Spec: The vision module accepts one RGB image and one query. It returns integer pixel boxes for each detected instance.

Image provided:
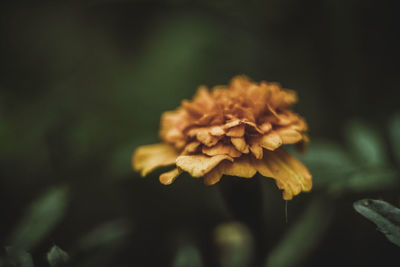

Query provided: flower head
[133,76,312,200]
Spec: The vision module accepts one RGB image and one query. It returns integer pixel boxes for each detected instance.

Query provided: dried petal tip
[132,76,312,200]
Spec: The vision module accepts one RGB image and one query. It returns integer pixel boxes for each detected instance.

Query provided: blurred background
[0,0,399,266]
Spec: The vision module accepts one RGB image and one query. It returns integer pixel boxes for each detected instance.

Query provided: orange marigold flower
[132,76,312,200]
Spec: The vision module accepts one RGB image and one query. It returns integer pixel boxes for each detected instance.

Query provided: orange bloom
[133,76,312,200]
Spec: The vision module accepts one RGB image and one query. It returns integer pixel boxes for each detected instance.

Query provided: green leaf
[353,199,400,246]
[345,120,388,167]
[265,198,333,267]
[296,141,357,188]
[77,220,130,251]
[388,112,400,165]
[47,245,70,267]
[172,243,203,267]
[5,247,34,267]
[329,167,399,194]
[8,186,69,250]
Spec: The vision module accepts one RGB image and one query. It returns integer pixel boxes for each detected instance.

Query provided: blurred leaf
[5,247,34,267]
[77,220,130,251]
[47,245,70,267]
[265,197,333,267]
[214,222,253,267]
[8,186,69,250]
[388,112,400,165]
[297,141,357,188]
[329,167,399,194]
[172,243,203,267]
[345,120,388,167]
[354,199,400,246]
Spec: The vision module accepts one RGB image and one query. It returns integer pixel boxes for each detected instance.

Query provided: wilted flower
[133,76,312,200]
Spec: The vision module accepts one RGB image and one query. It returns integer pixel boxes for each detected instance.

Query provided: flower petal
[202,142,242,158]
[226,125,245,137]
[133,143,178,176]
[275,128,303,144]
[259,132,282,151]
[159,168,182,185]
[231,137,249,153]
[176,154,233,177]
[204,167,224,185]
[249,143,263,159]
[253,149,312,200]
[220,156,257,178]
[182,141,201,154]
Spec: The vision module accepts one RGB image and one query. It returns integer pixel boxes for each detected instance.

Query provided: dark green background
[0,0,399,266]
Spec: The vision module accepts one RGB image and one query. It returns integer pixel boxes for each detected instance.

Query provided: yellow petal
[188,128,220,147]
[253,149,312,200]
[231,137,249,153]
[259,122,272,133]
[249,143,263,159]
[221,156,257,178]
[226,125,245,137]
[176,154,233,177]
[159,168,182,185]
[210,126,226,136]
[182,141,201,154]
[275,128,303,144]
[133,143,178,176]
[259,131,282,151]
[202,142,242,158]
[204,166,224,185]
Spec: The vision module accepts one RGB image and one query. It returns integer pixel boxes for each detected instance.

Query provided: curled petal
[188,128,220,147]
[204,156,256,185]
[204,167,224,185]
[176,154,233,177]
[249,143,263,159]
[226,125,245,137]
[231,137,249,153]
[202,142,242,158]
[182,141,201,154]
[159,168,182,185]
[275,128,303,144]
[133,143,178,176]
[220,156,257,178]
[257,132,282,151]
[252,149,312,200]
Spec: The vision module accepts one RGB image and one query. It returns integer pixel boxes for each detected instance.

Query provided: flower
[133,76,312,200]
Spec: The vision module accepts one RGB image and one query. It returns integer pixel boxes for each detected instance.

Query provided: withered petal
[133,143,178,176]
[176,154,233,177]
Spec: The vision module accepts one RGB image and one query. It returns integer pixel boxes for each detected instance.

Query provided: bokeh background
[1,0,399,266]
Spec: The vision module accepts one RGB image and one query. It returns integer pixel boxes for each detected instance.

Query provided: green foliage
[172,243,203,267]
[389,113,400,165]
[298,120,399,196]
[47,246,70,267]
[4,247,34,267]
[354,199,400,247]
[76,220,130,251]
[7,187,69,251]
[345,120,388,167]
[265,198,333,267]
